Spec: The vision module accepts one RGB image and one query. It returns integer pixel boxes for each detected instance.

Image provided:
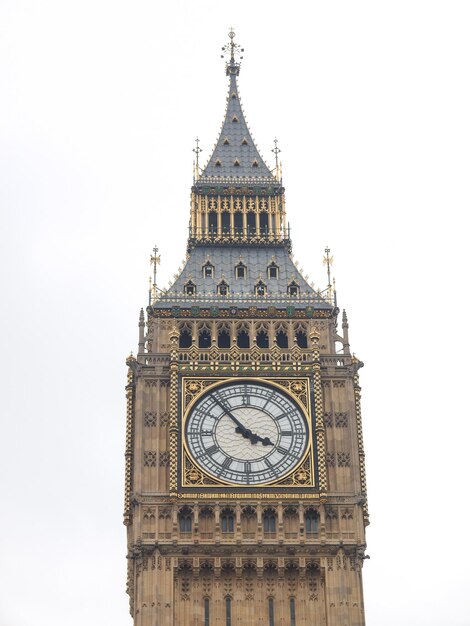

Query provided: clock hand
[212,396,274,446]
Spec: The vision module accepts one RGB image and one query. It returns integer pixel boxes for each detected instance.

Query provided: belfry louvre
[124,30,369,626]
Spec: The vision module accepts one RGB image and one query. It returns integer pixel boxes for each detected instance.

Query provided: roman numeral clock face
[184,381,309,485]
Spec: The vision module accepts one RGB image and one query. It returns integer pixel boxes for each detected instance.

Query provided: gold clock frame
[178,376,316,493]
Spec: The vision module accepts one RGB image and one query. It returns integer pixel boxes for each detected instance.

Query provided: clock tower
[124,31,369,626]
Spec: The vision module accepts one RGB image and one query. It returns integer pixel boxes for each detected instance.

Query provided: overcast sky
[1,1,469,625]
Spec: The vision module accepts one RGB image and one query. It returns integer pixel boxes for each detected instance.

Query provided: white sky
[1,1,469,625]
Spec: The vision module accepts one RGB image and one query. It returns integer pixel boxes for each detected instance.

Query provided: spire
[199,29,274,181]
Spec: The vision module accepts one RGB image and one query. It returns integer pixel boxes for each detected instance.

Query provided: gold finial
[272,138,281,180]
[150,245,161,305]
[323,246,334,287]
[221,28,244,76]
[193,137,202,181]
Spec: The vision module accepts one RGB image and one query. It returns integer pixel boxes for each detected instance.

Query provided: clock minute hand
[212,395,251,438]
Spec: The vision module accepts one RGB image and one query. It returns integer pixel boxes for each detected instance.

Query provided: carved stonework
[143,451,157,467]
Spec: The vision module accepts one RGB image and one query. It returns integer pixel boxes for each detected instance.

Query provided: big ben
[124,30,369,626]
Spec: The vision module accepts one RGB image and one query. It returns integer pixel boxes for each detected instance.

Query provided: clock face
[184,381,309,485]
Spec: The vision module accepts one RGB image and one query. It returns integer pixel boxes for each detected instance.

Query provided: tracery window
[237,327,250,349]
[178,507,192,532]
[217,326,231,349]
[198,327,211,349]
[263,509,276,533]
[179,325,192,348]
[276,328,288,348]
[305,509,319,534]
[295,329,308,348]
[221,509,235,533]
[256,329,269,349]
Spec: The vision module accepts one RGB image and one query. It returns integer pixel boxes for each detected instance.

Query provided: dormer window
[235,262,246,279]
[203,263,214,278]
[184,281,196,296]
[223,137,230,145]
[288,281,299,297]
[234,160,240,167]
[232,115,239,123]
[255,281,266,297]
[215,160,222,167]
[252,160,259,167]
[267,262,279,279]
[241,137,249,145]
[217,280,229,296]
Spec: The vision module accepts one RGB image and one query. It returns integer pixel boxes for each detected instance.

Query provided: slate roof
[154,246,332,310]
[198,73,274,181]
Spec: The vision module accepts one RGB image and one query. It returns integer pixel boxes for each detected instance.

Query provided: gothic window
[234,160,240,167]
[305,509,319,535]
[255,281,266,296]
[241,506,256,536]
[179,326,192,348]
[221,509,235,533]
[215,160,222,167]
[288,281,299,297]
[283,507,298,537]
[223,137,230,145]
[260,213,268,234]
[208,211,217,234]
[268,598,275,626]
[179,507,192,532]
[184,281,196,296]
[237,328,250,349]
[295,329,308,348]
[217,280,229,296]
[256,329,269,349]
[221,212,230,233]
[247,212,256,235]
[267,262,279,279]
[217,327,231,349]
[232,115,239,123]
[200,507,215,537]
[234,213,243,235]
[276,329,288,348]
[203,262,214,278]
[198,328,211,349]
[204,598,210,626]
[235,262,246,279]
[225,597,232,626]
[263,509,276,533]
[241,137,248,145]
[290,598,296,626]
[252,160,259,167]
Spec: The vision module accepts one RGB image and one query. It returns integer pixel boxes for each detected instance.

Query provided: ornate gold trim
[180,376,315,490]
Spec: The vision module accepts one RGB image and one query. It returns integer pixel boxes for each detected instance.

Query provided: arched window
[256,330,269,349]
[255,281,266,296]
[203,262,214,278]
[221,212,230,233]
[204,598,210,626]
[267,262,279,279]
[268,598,275,626]
[217,327,230,349]
[235,262,246,279]
[234,213,243,235]
[305,509,319,535]
[263,509,276,533]
[184,280,196,296]
[237,328,250,349]
[295,329,308,348]
[221,509,234,533]
[217,280,229,296]
[225,597,232,626]
[260,213,268,234]
[179,507,192,532]
[288,281,299,296]
[208,211,217,234]
[290,598,296,626]
[179,327,192,349]
[199,328,211,349]
[247,213,256,235]
[276,329,288,348]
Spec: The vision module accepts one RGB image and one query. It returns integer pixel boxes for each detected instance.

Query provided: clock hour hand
[212,396,274,446]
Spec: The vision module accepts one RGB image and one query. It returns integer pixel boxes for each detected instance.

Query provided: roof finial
[193,137,202,181]
[150,244,161,305]
[323,246,334,304]
[272,138,281,180]
[221,28,244,76]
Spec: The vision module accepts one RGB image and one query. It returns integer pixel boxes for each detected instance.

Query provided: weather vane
[323,246,334,303]
[150,244,161,305]
[221,28,244,76]
[272,138,281,179]
[193,137,202,180]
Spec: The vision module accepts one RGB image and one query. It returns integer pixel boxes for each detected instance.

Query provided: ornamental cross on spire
[221,28,244,76]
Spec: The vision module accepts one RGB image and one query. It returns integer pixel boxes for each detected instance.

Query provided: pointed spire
[198,29,274,181]
[342,309,351,355]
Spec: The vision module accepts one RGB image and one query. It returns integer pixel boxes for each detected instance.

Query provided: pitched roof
[199,73,274,180]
